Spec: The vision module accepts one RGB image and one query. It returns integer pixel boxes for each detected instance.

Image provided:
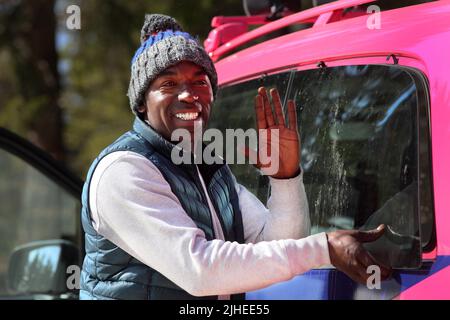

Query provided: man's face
[138,61,214,141]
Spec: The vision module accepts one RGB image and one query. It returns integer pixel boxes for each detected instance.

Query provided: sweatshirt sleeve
[236,170,311,243]
[90,152,330,297]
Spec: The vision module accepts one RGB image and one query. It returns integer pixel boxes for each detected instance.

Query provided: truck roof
[212,0,450,86]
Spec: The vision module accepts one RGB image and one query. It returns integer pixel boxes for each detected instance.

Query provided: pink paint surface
[395,266,450,299]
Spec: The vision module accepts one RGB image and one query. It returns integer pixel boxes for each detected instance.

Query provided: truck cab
[207,0,450,299]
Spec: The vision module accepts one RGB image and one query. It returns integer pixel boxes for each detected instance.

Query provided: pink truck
[206,0,450,299]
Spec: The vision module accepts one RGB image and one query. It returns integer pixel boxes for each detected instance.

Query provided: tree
[0,0,64,161]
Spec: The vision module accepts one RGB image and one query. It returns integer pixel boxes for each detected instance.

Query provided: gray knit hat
[127,14,218,115]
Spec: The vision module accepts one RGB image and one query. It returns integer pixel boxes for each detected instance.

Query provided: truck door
[0,128,82,299]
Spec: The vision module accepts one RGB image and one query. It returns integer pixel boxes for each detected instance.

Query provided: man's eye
[194,80,207,86]
[161,81,176,87]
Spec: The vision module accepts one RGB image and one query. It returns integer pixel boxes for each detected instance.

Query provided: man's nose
[178,87,199,104]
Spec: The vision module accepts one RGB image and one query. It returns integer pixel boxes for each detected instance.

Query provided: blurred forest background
[0,0,249,177]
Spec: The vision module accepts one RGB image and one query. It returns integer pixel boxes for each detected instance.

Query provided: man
[80,14,391,300]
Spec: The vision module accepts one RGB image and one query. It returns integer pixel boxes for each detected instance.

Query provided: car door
[0,128,83,299]
[210,63,436,299]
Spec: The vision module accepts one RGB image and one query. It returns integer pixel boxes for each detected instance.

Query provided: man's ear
[137,104,146,113]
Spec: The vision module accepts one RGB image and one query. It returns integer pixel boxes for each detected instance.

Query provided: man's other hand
[326,224,393,284]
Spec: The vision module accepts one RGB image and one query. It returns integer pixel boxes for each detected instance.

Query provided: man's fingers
[287,100,298,130]
[258,87,275,127]
[254,94,267,130]
[270,88,285,127]
[356,224,386,243]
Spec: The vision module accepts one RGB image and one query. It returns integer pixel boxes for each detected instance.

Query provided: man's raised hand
[252,86,301,179]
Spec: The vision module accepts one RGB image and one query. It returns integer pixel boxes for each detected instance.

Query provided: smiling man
[79,14,391,300]
[138,61,212,138]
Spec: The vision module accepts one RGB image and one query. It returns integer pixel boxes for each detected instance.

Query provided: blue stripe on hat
[131,30,196,67]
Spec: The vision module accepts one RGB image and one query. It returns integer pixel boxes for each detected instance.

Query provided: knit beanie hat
[127,14,218,116]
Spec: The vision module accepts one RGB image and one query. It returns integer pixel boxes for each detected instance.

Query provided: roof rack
[205,0,376,61]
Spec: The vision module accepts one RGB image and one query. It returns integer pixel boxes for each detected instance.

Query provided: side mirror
[7,240,79,296]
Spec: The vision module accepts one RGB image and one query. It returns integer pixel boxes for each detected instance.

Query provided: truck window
[211,64,434,269]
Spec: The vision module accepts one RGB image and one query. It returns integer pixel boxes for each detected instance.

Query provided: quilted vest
[80,117,245,300]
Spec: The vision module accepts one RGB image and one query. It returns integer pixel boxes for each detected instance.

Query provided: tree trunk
[9,0,65,162]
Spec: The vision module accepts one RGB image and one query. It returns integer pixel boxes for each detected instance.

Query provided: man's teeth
[175,112,199,120]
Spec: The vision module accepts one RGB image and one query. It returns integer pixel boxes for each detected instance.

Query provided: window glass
[211,65,434,268]
[0,149,80,297]
[211,71,294,202]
